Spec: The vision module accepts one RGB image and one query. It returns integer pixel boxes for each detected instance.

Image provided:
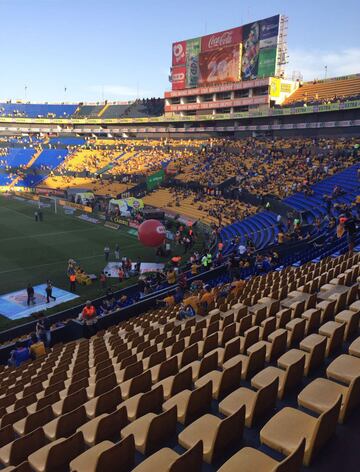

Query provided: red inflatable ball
[138,219,166,247]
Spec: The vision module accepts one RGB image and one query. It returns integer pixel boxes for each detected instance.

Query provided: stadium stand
[0,251,359,471]
[283,74,360,107]
[0,103,77,118]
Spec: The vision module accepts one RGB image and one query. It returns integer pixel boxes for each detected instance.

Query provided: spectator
[29,332,46,359]
[36,313,51,347]
[81,300,97,338]
[8,341,30,367]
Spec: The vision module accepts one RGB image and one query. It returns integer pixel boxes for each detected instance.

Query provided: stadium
[0,4,359,472]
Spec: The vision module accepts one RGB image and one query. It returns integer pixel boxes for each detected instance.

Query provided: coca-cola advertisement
[172,40,186,66]
[198,44,241,87]
[201,26,242,52]
[171,66,187,90]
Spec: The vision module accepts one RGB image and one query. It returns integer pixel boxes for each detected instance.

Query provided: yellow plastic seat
[260,396,341,466]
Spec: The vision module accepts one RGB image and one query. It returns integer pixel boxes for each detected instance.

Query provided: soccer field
[0,195,179,331]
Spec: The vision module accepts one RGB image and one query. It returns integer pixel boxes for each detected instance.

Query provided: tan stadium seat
[218,438,305,472]
[0,425,14,449]
[197,332,219,358]
[194,358,242,400]
[120,406,177,455]
[238,327,260,353]
[285,318,306,348]
[250,329,287,363]
[326,354,360,384]
[0,407,27,429]
[236,314,252,336]
[84,386,121,419]
[260,396,342,466]
[318,321,345,356]
[1,461,32,472]
[177,344,198,369]
[251,350,305,400]
[13,405,54,436]
[27,391,60,414]
[69,435,135,472]
[150,356,178,384]
[208,336,241,367]
[132,440,203,472]
[276,308,292,329]
[120,370,152,400]
[301,309,321,335]
[180,351,218,382]
[316,299,336,323]
[153,366,192,400]
[77,407,128,447]
[298,375,360,424]
[119,385,163,422]
[0,428,46,467]
[28,431,85,472]
[259,317,277,341]
[219,377,278,427]
[52,387,87,416]
[294,334,327,375]
[335,310,360,340]
[43,405,87,441]
[178,407,245,464]
[223,343,266,380]
[115,360,143,384]
[162,381,212,425]
[349,337,360,358]
[86,373,117,399]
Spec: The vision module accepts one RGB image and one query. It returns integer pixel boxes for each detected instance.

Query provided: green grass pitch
[0,195,183,332]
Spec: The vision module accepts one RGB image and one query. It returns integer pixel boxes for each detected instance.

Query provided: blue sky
[0,0,358,102]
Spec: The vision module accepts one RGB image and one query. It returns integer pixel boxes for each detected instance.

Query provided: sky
[0,0,358,102]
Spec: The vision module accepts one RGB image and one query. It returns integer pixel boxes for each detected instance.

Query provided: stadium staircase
[98,103,110,117]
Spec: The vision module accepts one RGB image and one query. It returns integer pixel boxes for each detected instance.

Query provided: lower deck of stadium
[0,251,359,471]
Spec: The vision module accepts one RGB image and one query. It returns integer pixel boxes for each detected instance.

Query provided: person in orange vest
[81,301,97,338]
[69,273,76,292]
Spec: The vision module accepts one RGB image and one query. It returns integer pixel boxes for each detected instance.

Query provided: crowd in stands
[282,92,360,108]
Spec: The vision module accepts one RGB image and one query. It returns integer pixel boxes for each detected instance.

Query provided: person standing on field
[114,243,120,260]
[27,283,35,306]
[45,280,56,303]
[104,245,110,262]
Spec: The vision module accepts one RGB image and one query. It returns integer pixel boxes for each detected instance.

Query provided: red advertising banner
[171,66,187,90]
[172,41,187,66]
[201,26,242,52]
[198,45,241,86]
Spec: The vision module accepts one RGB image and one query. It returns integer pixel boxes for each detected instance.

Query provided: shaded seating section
[0,250,358,470]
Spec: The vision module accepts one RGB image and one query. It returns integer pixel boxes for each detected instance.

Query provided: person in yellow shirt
[200,285,215,309]
[29,333,46,359]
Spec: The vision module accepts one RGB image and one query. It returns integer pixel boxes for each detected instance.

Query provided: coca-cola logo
[207,31,233,49]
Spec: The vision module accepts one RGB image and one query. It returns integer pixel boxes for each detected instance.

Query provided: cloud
[87,84,153,99]
[287,47,360,81]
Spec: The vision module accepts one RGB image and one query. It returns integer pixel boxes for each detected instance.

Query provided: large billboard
[171,14,280,90]
[198,44,242,86]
